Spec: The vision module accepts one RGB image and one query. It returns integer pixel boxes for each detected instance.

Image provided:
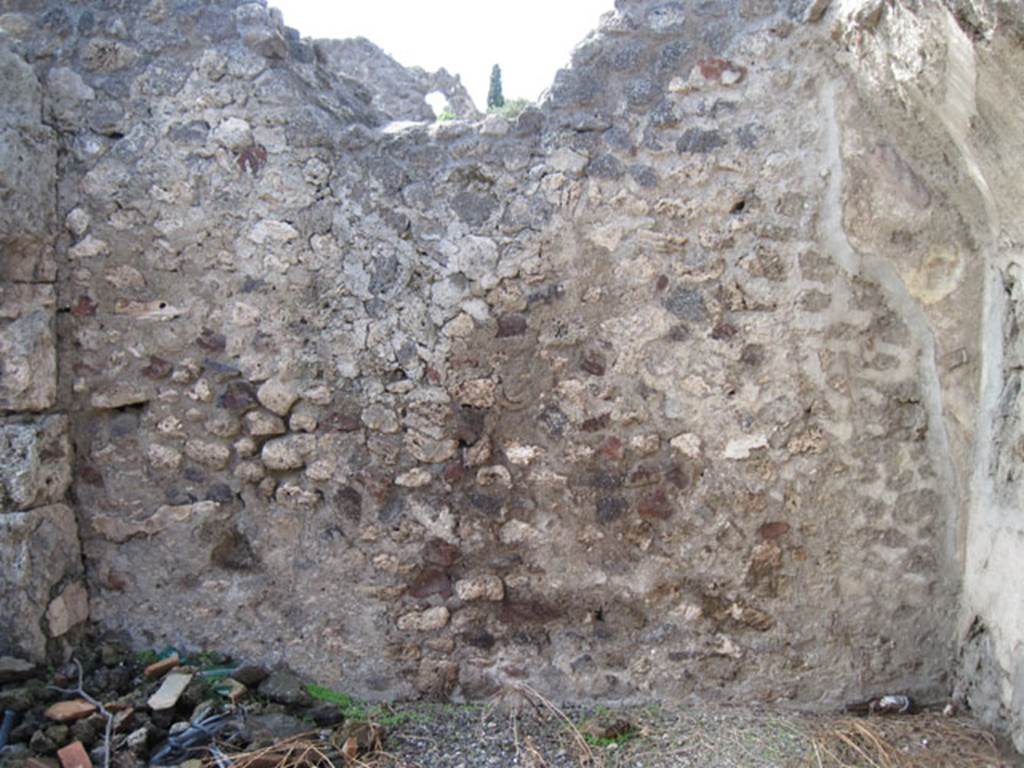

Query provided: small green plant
[306,683,368,720]
[366,705,410,728]
[134,649,159,666]
[487,98,531,119]
[190,650,224,668]
[576,714,639,749]
[306,684,420,727]
[437,109,456,122]
[581,727,639,749]
[638,702,663,718]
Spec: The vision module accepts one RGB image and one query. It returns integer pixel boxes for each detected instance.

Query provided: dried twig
[49,659,115,768]
[219,732,336,768]
[805,712,1018,768]
[484,684,596,768]
[522,735,549,768]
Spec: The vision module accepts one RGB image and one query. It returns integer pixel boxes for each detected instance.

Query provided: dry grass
[197,729,398,768]
[483,683,596,767]
[190,706,1020,768]
[200,732,338,768]
[806,713,1017,768]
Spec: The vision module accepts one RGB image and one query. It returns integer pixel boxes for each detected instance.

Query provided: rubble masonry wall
[0,0,1022,750]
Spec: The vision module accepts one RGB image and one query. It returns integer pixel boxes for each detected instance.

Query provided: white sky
[270,0,614,110]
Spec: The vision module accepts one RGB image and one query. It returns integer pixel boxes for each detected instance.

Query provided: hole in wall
[425,90,447,117]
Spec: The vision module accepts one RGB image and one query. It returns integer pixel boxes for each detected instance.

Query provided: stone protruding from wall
[0,44,57,283]
[0,39,85,662]
[0,284,56,412]
[315,37,480,122]
[0,505,84,661]
[0,415,71,511]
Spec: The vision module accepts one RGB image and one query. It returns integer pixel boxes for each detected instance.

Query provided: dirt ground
[3,641,1019,768]
[363,696,1024,768]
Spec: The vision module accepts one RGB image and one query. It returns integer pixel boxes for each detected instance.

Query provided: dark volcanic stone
[422,538,459,569]
[468,492,503,516]
[322,412,361,432]
[463,629,496,650]
[587,154,625,179]
[407,567,453,599]
[451,191,497,227]
[219,381,258,411]
[205,483,235,503]
[637,487,673,520]
[630,164,659,187]
[210,529,258,570]
[453,406,486,445]
[332,486,362,523]
[196,328,227,352]
[596,496,627,524]
[711,321,738,340]
[496,313,528,338]
[538,406,569,438]
[0,686,35,711]
[664,288,707,322]
[581,350,607,376]
[0,657,35,684]
[231,664,270,687]
[141,356,173,380]
[676,128,726,154]
[257,670,312,707]
[309,704,345,727]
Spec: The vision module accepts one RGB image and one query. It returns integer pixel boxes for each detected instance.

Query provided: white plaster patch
[723,434,768,459]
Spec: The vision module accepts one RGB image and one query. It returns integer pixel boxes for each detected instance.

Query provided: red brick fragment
[57,743,92,768]
[759,521,791,540]
[141,356,173,380]
[637,487,672,520]
[45,700,96,723]
[697,58,747,84]
[71,296,97,317]
[600,436,624,461]
[144,653,179,679]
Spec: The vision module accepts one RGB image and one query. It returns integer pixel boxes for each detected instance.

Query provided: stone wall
[315,37,480,122]
[827,0,1024,751]
[0,41,85,662]
[0,0,1022,750]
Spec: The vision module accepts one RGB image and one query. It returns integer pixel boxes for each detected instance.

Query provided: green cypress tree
[487,64,505,110]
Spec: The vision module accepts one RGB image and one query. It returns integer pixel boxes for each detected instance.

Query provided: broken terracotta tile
[56,741,92,768]
[143,653,179,679]
[44,699,97,722]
